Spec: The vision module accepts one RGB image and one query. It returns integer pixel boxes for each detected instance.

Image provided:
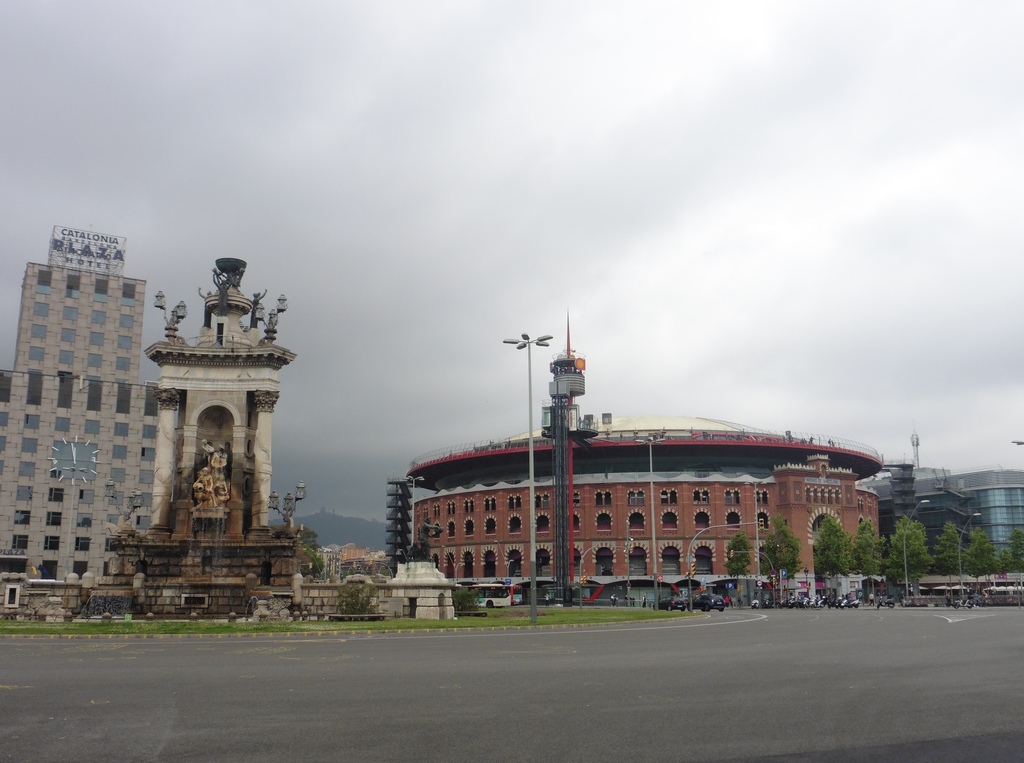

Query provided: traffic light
[688,562,696,576]
[580,575,589,585]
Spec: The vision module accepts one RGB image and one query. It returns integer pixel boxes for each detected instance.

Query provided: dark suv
[692,593,725,612]
[658,596,689,611]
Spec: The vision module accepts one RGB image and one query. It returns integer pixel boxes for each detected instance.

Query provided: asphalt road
[2,607,1023,762]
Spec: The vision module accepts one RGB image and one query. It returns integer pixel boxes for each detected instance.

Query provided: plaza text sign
[48,226,126,275]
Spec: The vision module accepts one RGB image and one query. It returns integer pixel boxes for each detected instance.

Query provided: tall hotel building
[0,228,156,579]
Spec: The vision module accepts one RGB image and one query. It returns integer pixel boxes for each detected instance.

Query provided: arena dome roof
[408,413,883,491]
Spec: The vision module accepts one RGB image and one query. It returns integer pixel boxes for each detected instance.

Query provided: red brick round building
[407,415,882,599]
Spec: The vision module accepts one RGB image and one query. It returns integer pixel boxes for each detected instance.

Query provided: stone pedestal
[383,562,455,620]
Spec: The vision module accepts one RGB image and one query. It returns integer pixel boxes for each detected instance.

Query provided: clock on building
[50,437,99,483]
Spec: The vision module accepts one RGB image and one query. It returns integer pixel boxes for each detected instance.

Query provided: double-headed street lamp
[636,434,666,607]
[504,332,552,625]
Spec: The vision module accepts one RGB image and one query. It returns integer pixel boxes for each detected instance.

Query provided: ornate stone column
[252,390,279,530]
[149,388,179,537]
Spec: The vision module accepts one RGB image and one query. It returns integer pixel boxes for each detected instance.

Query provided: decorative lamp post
[268,481,306,528]
[504,332,553,625]
[105,479,144,525]
[154,291,188,341]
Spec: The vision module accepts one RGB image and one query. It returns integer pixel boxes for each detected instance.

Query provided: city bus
[466,583,523,608]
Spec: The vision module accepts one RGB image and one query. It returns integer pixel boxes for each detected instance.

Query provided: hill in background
[295,509,386,550]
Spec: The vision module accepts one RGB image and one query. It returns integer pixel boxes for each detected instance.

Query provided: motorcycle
[876,596,895,609]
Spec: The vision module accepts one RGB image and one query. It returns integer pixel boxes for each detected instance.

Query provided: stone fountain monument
[105,258,302,615]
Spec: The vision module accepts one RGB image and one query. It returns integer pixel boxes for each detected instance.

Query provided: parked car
[692,593,725,612]
[658,596,689,611]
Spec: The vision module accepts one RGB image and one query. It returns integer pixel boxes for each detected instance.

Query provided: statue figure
[193,441,232,509]
[408,520,443,562]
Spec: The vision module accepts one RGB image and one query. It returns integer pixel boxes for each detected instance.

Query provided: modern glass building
[863,466,1024,549]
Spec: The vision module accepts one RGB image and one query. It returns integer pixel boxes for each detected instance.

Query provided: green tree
[851,520,882,576]
[963,528,998,579]
[1005,528,1024,575]
[882,517,930,585]
[761,515,802,579]
[932,523,963,581]
[297,525,325,578]
[336,583,377,615]
[452,586,479,613]
[725,531,752,577]
[813,515,852,577]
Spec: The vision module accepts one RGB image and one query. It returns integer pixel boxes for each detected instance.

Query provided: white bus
[466,583,523,608]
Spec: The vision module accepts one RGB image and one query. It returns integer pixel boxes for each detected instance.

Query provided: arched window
[573,514,580,533]
[464,519,474,536]
[628,512,645,531]
[628,490,644,505]
[536,514,550,533]
[596,512,612,531]
[447,521,455,538]
[485,517,496,535]
[662,511,678,530]
[595,491,612,506]
[483,550,497,577]
[726,511,740,528]
[695,511,710,529]
[509,515,522,534]
[573,491,580,507]
[695,546,713,574]
[629,546,647,575]
[661,547,681,574]
[508,551,522,577]
[463,551,474,578]
[536,549,551,576]
[445,553,456,578]
[595,547,614,576]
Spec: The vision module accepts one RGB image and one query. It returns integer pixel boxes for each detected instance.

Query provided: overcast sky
[2,2,1023,522]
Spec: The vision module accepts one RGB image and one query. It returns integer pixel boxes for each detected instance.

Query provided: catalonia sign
[48,225,126,275]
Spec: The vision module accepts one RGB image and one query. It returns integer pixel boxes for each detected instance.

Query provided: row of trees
[722,515,1024,586]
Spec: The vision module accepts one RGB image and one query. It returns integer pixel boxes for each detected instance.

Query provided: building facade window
[46,511,62,526]
[12,535,28,550]
[75,537,91,552]
[44,536,60,551]
[26,372,43,405]
[14,510,30,525]
[116,383,131,414]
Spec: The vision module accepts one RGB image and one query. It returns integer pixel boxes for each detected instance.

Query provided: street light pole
[636,434,665,607]
[957,512,982,598]
[625,537,633,607]
[902,500,929,601]
[504,332,552,625]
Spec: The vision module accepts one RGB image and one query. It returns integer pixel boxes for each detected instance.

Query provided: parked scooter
[876,596,895,609]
